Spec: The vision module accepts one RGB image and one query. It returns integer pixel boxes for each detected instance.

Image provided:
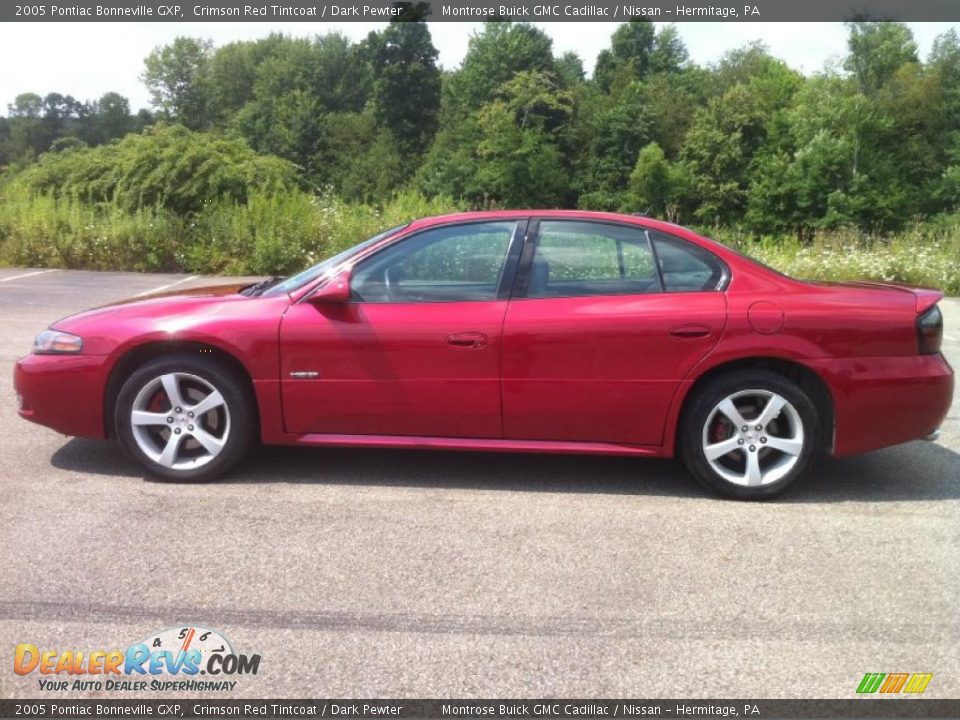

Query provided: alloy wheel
[130,372,231,470]
[701,389,805,487]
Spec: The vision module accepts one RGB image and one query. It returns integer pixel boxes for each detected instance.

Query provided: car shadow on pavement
[50,435,960,502]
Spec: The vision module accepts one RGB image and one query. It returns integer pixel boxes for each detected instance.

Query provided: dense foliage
[1,19,959,287]
[15,124,300,214]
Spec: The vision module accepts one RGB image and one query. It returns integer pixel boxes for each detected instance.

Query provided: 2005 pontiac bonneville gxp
[15,211,954,498]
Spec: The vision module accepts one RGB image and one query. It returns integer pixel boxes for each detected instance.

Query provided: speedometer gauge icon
[138,626,234,671]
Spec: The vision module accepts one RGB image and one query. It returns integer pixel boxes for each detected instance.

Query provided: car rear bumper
[808,353,954,456]
[14,353,109,439]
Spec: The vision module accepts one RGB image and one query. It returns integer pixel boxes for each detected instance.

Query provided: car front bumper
[14,353,110,438]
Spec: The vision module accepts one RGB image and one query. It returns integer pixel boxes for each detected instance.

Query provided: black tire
[679,369,820,500]
[114,353,256,481]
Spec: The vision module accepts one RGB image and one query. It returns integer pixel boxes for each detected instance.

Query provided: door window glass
[352,222,516,303]
[526,221,660,298]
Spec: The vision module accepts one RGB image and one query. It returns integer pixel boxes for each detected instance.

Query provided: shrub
[13,124,300,215]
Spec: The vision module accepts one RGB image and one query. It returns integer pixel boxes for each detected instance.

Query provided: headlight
[33,329,83,354]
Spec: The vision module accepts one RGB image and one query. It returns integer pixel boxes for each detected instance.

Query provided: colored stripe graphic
[880,673,909,693]
[903,673,934,694]
[857,672,933,694]
[857,673,886,694]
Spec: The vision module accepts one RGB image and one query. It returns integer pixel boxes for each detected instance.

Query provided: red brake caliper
[711,417,729,444]
[148,392,166,413]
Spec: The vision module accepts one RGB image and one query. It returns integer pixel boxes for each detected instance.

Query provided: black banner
[4,0,960,22]
[3,700,960,719]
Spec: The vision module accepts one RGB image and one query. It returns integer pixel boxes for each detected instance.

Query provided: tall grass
[711,221,960,294]
[0,181,957,293]
[0,184,461,275]
[0,184,187,271]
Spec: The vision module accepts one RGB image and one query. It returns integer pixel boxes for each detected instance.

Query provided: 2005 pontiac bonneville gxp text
[14,211,954,498]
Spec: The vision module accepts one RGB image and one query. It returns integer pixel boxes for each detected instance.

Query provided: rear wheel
[114,354,255,481]
[680,370,820,499]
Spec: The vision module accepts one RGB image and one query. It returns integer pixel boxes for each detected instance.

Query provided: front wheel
[114,355,256,481]
[680,370,820,499]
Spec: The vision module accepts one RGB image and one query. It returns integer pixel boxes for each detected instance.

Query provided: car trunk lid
[812,280,943,313]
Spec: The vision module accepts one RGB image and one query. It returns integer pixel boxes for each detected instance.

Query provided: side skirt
[276,433,665,457]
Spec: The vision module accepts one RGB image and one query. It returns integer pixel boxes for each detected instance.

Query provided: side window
[351,221,516,303]
[650,231,727,292]
[526,220,660,299]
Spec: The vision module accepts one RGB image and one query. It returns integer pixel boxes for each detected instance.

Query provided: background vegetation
[1,18,959,290]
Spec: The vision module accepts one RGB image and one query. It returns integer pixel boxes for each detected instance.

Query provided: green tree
[474,71,573,207]
[208,39,267,123]
[594,21,656,92]
[638,68,712,157]
[680,48,802,226]
[320,113,407,201]
[555,51,586,87]
[234,89,325,181]
[576,82,653,210]
[79,92,134,145]
[628,142,689,221]
[365,19,441,156]
[0,117,11,165]
[218,33,368,119]
[142,37,214,130]
[416,110,485,202]
[595,22,688,92]
[7,93,48,158]
[445,23,556,111]
[226,34,371,186]
[929,27,960,113]
[9,93,44,118]
[844,21,918,94]
[649,25,689,74]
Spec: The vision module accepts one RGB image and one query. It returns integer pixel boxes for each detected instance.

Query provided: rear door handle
[446,332,488,350]
[669,324,712,339]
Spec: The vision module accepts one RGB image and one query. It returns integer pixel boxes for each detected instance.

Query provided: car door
[279,219,525,438]
[501,219,727,446]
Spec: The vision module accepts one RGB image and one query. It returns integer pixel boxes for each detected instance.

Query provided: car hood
[117,282,251,303]
[51,282,255,330]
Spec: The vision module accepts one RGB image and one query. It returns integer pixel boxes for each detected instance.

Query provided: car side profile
[14,210,954,498]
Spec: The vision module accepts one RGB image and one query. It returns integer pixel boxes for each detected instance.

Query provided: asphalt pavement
[0,268,957,699]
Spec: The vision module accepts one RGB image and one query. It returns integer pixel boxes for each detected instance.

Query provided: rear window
[650,232,727,292]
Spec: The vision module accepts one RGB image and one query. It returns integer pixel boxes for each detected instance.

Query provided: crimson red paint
[13,210,954,463]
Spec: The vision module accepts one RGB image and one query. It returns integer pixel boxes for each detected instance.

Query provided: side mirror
[309,269,352,304]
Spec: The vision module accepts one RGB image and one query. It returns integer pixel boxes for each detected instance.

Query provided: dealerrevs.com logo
[14,626,261,692]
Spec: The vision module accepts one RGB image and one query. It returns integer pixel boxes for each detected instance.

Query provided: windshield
[260,224,409,297]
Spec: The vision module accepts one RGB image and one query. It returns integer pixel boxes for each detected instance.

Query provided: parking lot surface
[0,268,957,699]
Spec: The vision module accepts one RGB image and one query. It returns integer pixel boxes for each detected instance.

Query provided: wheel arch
[673,356,835,456]
[103,340,259,439]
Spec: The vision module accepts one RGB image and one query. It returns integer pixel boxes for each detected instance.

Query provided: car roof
[403,209,730,256]
[406,209,684,234]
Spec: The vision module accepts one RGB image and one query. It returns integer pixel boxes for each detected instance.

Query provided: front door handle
[446,332,489,350]
[669,324,712,339]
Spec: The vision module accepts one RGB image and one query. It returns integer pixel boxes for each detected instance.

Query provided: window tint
[650,231,726,292]
[526,221,660,299]
[351,221,516,303]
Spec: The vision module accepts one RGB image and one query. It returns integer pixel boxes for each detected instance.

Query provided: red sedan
[14,211,954,498]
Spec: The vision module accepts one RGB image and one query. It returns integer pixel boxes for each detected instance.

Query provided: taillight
[917,305,943,355]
